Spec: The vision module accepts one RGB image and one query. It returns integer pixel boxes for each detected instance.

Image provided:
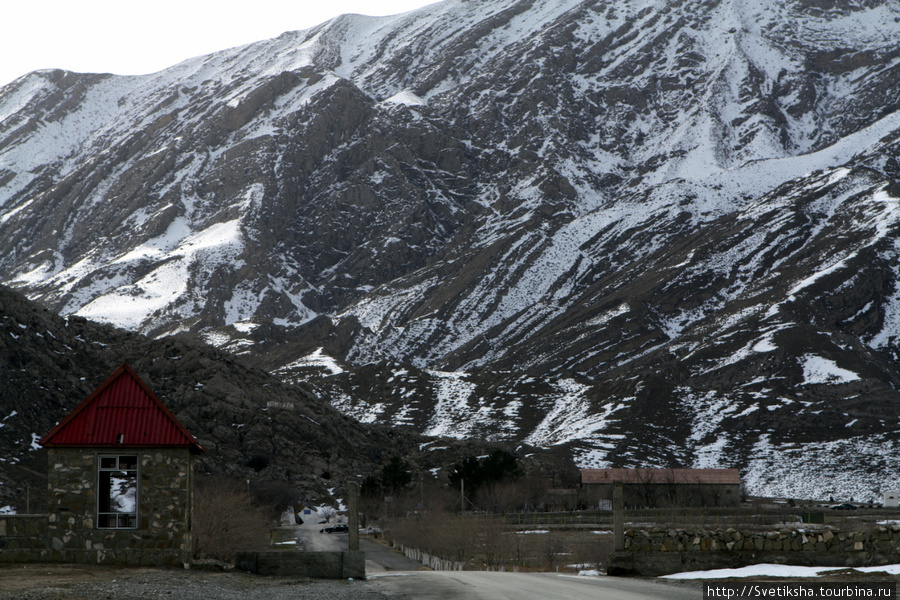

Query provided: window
[97,455,138,529]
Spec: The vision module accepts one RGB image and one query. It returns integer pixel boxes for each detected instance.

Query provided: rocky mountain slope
[0,285,566,512]
[2,0,900,500]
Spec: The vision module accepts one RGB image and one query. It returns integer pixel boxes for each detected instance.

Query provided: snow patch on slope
[73,217,245,329]
[283,348,345,376]
[800,355,860,385]
[422,370,480,438]
[525,379,624,448]
[383,90,425,106]
[743,433,898,502]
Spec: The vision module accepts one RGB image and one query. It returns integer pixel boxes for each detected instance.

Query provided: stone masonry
[609,524,900,576]
[0,516,48,560]
[0,447,194,566]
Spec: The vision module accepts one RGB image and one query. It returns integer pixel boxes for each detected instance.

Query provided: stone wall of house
[0,516,49,562]
[609,524,900,576]
[0,448,194,566]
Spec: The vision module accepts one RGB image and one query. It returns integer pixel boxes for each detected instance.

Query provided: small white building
[884,492,900,508]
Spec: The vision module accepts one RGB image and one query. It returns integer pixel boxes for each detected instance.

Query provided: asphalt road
[292,523,702,599]
[368,570,701,600]
[293,518,346,551]
[361,538,425,572]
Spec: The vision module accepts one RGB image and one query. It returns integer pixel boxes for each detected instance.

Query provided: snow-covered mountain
[3,0,900,500]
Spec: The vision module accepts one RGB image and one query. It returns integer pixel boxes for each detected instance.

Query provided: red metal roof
[39,364,204,453]
[581,468,740,485]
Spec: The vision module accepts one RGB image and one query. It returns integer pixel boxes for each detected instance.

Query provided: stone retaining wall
[235,550,366,579]
[609,525,900,576]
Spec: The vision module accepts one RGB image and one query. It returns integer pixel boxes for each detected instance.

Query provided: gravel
[0,565,394,600]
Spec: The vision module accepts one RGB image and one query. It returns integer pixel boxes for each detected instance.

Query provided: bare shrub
[477,482,525,513]
[518,476,549,511]
[392,509,473,565]
[472,517,514,569]
[572,530,612,571]
[251,480,301,518]
[423,480,465,513]
[192,477,272,562]
[390,509,617,573]
[540,529,567,571]
[441,513,474,564]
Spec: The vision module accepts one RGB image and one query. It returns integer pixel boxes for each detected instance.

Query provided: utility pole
[348,481,359,552]
[613,481,624,552]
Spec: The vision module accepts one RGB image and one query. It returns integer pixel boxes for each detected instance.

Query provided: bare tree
[320,505,337,523]
[192,478,272,562]
[663,469,680,507]
[633,469,658,508]
[541,529,567,571]
[473,518,512,569]
[519,475,549,512]
[572,529,612,571]
[688,473,705,508]
[477,481,525,514]
[509,529,529,569]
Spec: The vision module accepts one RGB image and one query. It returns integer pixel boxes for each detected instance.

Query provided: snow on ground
[200,329,250,350]
[664,563,900,580]
[329,393,387,425]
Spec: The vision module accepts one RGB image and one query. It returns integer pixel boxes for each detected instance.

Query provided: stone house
[0,364,204,566]
[581,468,742,508]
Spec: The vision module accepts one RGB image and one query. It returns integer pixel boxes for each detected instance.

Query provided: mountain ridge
[2,0,900,500]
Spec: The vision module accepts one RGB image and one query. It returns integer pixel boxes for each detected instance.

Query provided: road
[292,518,345,551]
[368,570,701,600]
[291,523,701,599]
[361,537,425,572]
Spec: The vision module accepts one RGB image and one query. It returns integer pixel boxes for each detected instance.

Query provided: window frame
[96,454,139,529]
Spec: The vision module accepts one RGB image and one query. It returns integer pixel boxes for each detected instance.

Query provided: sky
[0,1,445,88]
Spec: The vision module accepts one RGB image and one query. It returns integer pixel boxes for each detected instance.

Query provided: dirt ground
[0,563,387,600]
[1,564,104,595]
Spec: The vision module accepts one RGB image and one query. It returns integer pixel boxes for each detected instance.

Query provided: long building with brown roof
[581,468,742,508]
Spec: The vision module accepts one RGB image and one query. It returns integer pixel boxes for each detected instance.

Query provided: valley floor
[0,563,697,600]
[0,563,388,600]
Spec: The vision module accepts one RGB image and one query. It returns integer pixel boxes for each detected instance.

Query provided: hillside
[0,285,570,511]
[2,0,900,500]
